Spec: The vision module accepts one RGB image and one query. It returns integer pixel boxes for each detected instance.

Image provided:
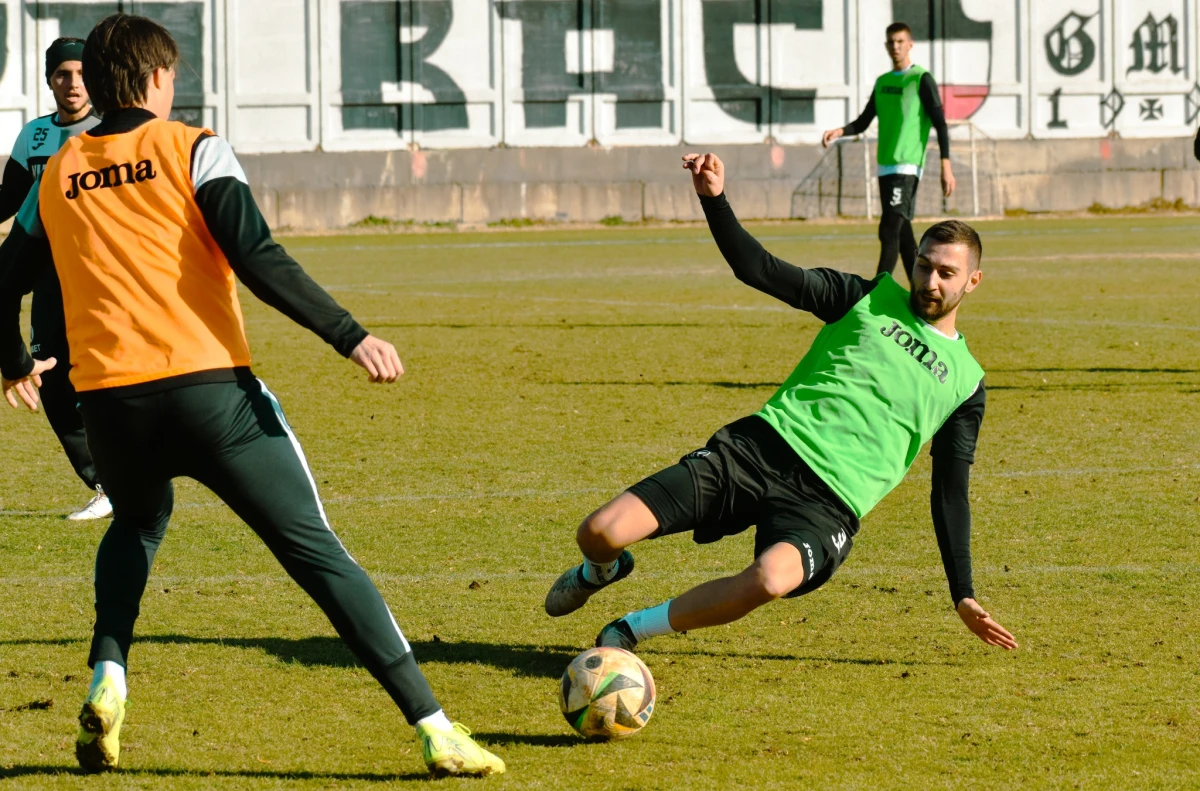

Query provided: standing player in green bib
[823,22,955,281]
[543,152,1016,655]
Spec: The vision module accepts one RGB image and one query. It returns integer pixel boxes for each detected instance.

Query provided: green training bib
[874,65,932,169]
[757,275,984,517]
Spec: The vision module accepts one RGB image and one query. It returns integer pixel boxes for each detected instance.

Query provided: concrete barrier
[5,136,1194,231]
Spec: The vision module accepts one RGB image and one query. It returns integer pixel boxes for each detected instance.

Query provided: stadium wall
[230,135,1197,230]
[0,1,1197,153]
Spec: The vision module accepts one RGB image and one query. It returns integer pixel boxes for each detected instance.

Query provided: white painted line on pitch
[362,290,1200,333]
[287,223,1200,254]
[1,464,1194,519]
[322,254,1200,293]
[987,252,1200,263]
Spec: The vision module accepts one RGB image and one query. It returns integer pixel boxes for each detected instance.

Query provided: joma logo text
[879,321,949,383]
[66,159,157,200]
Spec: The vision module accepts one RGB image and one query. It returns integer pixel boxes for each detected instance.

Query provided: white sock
[417,710,453,731]
[91,661,127,701]
[581,556,620,585]
[624,600,676,642]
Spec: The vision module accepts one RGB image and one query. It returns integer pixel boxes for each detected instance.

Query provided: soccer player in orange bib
[0,14,503,778]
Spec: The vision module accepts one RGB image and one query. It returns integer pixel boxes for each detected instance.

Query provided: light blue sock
[625,600,675,642]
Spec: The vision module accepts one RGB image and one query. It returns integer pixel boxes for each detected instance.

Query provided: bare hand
[957,597,1017,650]
[941,159,956,198]
[2,357,56,411]
[682,152,725,197]
[349,336,403,383]
[822,128,844,148]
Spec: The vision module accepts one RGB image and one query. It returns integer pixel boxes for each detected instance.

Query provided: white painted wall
[0,0,1192,154]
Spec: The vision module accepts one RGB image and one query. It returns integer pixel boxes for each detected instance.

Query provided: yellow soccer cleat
[75,676,126,772]
[416,722,505,778]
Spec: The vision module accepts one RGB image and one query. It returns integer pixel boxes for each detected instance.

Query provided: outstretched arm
[684,153,873,323]
[823,93,877,148]
[930,383,1016,650]
[191,135,401,382]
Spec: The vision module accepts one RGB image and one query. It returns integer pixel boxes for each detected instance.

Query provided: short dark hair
[920,219,983,270]
[83,13,178,115]
[886,22,913,38]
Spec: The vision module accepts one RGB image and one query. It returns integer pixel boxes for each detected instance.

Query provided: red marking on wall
[1099,139,1111,160]
[939,85,989,121]
[770,145,785,170]
[411,150,427,180]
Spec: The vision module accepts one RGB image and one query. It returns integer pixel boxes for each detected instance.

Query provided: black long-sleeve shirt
[843,70,951,161]
[0,108,367,390]
[700,192,980,605]
[0,157,34,222]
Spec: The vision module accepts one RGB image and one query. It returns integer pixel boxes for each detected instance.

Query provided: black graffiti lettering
[893,0,991,42]
[701,0,820,126]
[1044,11,1095,76]
[340,0,468,132]
[37,3,204,124]
[1128,13,1182,76]
[498,0,665,130]
[1101,89,1125,129]
[1047,88,1068,129]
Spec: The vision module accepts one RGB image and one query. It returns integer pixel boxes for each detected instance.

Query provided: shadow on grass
[548,380,777,389]
[0,764,426,782]
[371,321,726,330]
[989,366,1200,374]
[472,731,580,748]
[0,634,949,670]
[986,381,1198,392]
[133,635,580,679]
[642,646,954,666]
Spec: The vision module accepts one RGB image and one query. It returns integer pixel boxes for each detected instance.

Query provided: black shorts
[628,416,859,598]
[879,173,920,222]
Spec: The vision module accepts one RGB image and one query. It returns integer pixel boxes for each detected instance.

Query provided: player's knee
[749,559,804,601]
[755,572,797,601]
[576,508,623,555]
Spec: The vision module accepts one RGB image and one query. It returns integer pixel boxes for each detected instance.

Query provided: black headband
[46,40,85,79]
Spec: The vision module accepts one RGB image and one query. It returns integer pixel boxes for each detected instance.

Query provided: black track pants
[37,358,100,490]
[77,372,440,724]
[876,174,920,281]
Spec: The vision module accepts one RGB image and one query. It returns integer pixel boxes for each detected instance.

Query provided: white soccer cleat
[67,487,112,521]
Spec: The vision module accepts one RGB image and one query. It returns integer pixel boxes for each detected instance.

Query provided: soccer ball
[560,647,656,739]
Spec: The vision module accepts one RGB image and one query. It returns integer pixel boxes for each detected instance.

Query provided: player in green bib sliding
[823,22,954,281]
[544,152,1016,654]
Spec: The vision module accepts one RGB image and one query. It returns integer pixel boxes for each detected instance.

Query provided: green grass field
[2,214,1199,789]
